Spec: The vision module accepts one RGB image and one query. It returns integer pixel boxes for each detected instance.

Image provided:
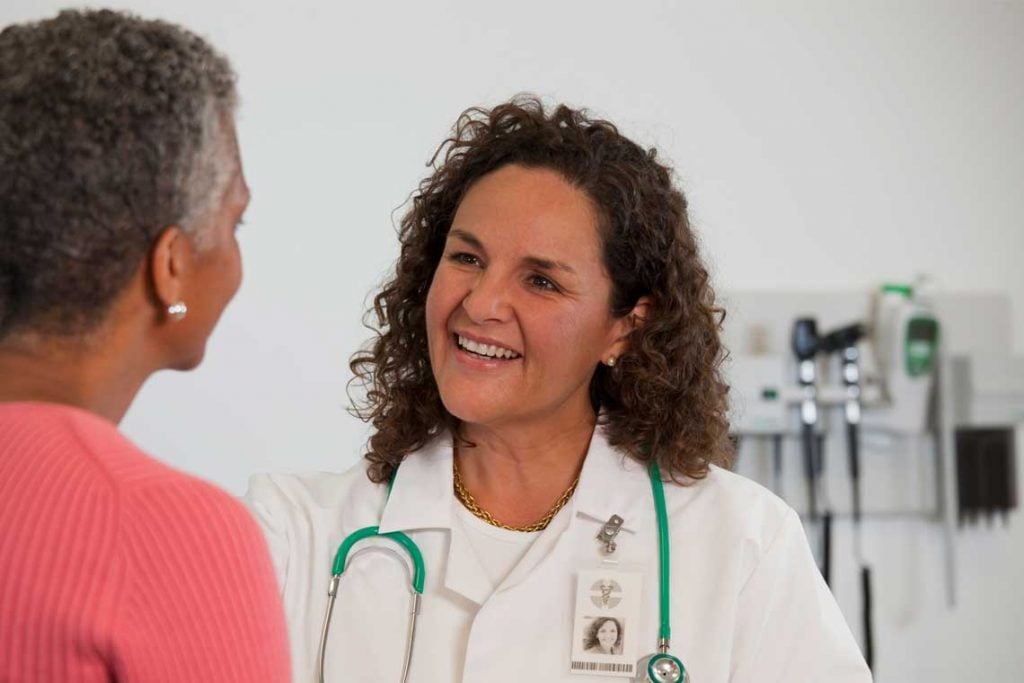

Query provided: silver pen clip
[596,514,624,554]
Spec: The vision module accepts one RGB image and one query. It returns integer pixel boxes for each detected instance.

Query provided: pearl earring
[167,301,188,321]
[606,356,617,367]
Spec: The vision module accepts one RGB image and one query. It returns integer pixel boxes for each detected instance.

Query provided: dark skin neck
[0,298,158,425]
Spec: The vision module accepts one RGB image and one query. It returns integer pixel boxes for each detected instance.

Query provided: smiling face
[596,619,619,652]
[424,164,634,432]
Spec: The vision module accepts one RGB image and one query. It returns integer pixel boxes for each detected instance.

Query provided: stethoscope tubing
[316,578,339,683]
[318,525,425,683]
[649,461,672,644]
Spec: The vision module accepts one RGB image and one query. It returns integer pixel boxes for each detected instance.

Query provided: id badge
[569,568,643,678]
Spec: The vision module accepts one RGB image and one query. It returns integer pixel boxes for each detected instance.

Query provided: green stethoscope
[316,461,688,683]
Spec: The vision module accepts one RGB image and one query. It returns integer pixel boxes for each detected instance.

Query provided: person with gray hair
[0,9,291,681]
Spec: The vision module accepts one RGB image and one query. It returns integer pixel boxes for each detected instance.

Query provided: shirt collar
[377,434,454,534]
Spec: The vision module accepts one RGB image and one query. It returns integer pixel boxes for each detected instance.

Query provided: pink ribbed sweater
[0,402,291,682]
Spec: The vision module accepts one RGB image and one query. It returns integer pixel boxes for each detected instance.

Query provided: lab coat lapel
[445,516,496,605]
[499,428,654,591]
[377,436,453,532]
[376,435,493,606]
[571,427,655,538]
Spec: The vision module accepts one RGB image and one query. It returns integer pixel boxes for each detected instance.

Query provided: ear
[604,295,654,361]
[149,225,194,314]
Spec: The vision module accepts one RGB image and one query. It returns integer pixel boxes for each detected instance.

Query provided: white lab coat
[244,429,871,682]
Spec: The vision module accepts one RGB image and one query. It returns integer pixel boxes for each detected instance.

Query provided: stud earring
[167,301,188,321]
[605,356,617,367]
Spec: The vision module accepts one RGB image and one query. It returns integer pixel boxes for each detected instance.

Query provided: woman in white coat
[245,98,872,683]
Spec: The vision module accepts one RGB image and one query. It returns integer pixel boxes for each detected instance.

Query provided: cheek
[199,238,243,309]
[425,268,457,354]
[528,307,608,368]
[214,238,243,303]
[424,274,444,341]
[425,266,466,329]
[226,238,243,293]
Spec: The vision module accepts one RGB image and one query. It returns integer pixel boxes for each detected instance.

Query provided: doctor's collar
[376,428,656,537]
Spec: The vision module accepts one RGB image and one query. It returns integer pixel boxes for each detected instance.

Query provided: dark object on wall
[820,321,873,671]
[955,427,1017,525]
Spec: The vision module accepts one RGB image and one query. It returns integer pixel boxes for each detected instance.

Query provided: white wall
[5,1,1021,680]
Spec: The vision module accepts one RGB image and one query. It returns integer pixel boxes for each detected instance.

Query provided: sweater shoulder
[0,401,258,540]
[0,401,188,486]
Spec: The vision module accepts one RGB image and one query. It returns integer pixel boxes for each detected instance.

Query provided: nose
[460,270,513,323]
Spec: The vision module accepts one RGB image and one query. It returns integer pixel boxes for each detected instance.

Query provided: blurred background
[4,1,1021,680]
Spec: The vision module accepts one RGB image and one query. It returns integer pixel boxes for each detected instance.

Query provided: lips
[454,333,522,360]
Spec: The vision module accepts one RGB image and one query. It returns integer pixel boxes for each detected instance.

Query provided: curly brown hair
[350,96,731,483]
[0,9,236,338]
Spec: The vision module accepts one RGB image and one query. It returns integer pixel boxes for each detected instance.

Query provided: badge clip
[596,514,624,554]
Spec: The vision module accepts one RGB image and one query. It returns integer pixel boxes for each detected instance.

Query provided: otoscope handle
[847,422,862,523]
[801,424,818,521]
[822,511,832,587]
[862,566,874,670]
[846,422,860,479]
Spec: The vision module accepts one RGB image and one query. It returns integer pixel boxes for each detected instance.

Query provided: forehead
[452,165,602,260]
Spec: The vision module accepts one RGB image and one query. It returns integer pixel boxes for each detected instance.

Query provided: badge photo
[570,569,643,678]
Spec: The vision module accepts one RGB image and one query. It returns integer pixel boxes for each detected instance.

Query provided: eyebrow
[449,229,485,251]
[522,255,577,276]
[449,229,578,276]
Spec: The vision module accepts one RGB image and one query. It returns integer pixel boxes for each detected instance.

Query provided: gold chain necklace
[452,458,580,533]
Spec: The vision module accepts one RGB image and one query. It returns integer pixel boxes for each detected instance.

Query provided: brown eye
[449,252,481,266]
[527,274,559,292]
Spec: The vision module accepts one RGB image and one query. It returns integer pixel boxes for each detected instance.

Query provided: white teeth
[457,335,520,360]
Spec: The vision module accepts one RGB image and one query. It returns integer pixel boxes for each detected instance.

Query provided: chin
[169,346,206,372]
[438,391,510,428]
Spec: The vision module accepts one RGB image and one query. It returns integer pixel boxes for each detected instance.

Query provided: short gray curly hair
[0,9,237,337]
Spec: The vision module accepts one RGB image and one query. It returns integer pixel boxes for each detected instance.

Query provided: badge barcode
[570,660,635,674]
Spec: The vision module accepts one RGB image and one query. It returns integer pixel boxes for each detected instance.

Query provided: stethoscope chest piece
[636,652,688,683]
